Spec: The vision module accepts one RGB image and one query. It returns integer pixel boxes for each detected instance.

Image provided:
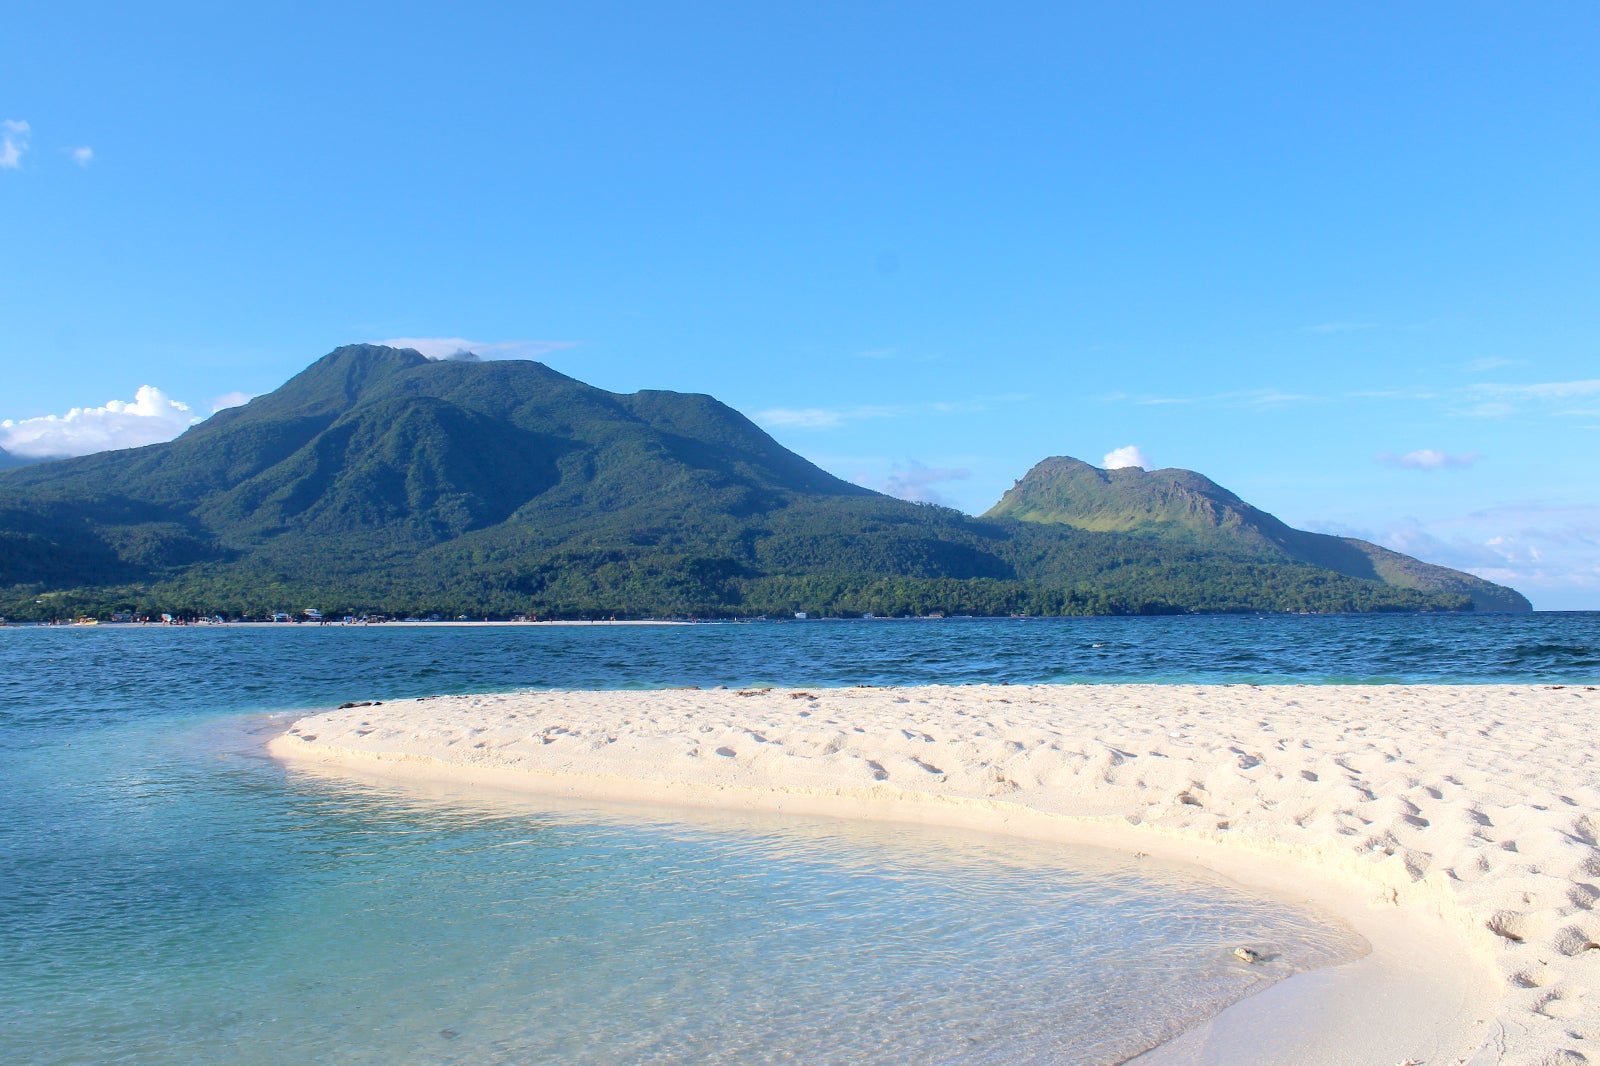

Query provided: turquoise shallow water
[2,615,1594,1063]
[3,712,1360,1065]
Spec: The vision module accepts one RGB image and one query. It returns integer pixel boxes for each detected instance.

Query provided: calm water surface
[2,614,1593,1063]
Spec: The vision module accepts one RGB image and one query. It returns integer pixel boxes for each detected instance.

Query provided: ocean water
[2,614,1594,1063]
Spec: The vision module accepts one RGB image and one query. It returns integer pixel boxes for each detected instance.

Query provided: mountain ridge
[0,345,1528,618]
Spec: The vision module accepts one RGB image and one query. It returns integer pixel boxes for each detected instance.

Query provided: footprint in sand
[1552,923,1600,956]
[1573,815,1598,846]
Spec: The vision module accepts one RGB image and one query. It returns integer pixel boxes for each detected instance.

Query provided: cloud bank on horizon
[1312,503,1600,612]
[0,386,200,459]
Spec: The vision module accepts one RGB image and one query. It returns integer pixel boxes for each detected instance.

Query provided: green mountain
[985,456,1528,612]
[0,345,1528,619]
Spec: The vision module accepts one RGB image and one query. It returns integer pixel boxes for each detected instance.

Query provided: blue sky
[3,3,1597,608]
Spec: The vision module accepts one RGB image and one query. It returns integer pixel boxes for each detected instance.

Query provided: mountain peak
[986,455,1260,538]
[986,454,1529,611]
[311,343,434,378]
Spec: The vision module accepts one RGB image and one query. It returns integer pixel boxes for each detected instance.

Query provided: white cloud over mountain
[376,337,576,361]
[1102,445,1148,470]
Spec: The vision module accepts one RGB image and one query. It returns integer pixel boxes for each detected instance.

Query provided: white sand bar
[271,684,1600,1065]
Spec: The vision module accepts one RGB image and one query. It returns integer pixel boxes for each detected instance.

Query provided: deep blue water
[1,614,1593,1063]
[3,613,1596,743]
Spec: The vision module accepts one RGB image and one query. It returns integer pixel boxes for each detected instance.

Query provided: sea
[2,613,1596,1064]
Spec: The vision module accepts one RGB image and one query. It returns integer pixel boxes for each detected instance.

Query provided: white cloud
[1447,379,1600,420]
[0,386,201,458]
[1471,379,1600,401]
[1,119,29,169]
[1463,357,1524,373]
[211,391,253,413]
[1377,449,1480,470]
[1102,445,1149,470]
[376,337,577,361]
[1302,321,1379,334]
[758,408,845,429]
[859,459,972,506]
[1238,389,1310,407]
[1121,388,1309,409]
[69,146,93,167]
[758,394,1025,432]
[756,405,903,430]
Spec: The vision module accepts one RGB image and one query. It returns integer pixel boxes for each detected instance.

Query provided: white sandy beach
[270,684,1600,1065]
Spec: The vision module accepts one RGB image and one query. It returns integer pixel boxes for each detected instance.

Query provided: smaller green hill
[985,456,1529,612]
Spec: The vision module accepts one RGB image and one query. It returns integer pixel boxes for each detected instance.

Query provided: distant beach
[273,683,1600,1065]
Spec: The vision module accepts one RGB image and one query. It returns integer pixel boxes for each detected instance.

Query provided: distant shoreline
[8,610,1594,630]
[6,615,976,627]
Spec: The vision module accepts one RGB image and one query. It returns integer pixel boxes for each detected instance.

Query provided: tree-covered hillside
[986,456,1528,612]
[0,345,1526,620]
